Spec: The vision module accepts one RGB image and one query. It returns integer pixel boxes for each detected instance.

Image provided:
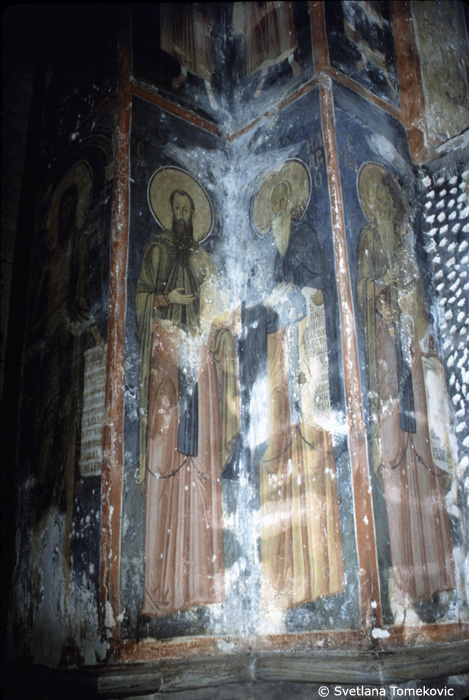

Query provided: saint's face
[58,191,78,241]
[375,184,393,220]
[172,192,193,226]
[271,183,290,218]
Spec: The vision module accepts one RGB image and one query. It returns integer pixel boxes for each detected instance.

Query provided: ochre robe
[246,220,344,609]
[260,323,344,608]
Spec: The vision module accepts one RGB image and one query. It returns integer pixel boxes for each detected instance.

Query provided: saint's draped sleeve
[136,239,166,484]
[283,223,325,326]
[69,228,92,326]
[357,225,378,365]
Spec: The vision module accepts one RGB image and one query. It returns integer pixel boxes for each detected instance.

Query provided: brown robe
[142,323,225,616]
[160,3,212,81]
[234,2,296,76]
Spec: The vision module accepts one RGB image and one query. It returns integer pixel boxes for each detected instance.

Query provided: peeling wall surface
[412,1,469,144]
[4,2,469,696]
[325,0,400,106]
[9,123,114,667]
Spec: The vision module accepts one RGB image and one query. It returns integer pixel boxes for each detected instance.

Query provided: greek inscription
[306,132,326,188]
[79,345,107,478]
[339,134,358,172]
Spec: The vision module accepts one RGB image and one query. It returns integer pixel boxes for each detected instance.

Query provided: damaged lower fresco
[9,509,109,666]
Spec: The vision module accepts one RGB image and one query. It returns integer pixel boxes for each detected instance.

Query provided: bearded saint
[32,183,103,566]
[136,188,239,618]
[243,180,344,609]
[357,176,455,614]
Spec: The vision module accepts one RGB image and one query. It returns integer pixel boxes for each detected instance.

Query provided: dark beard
[172,217,195,263]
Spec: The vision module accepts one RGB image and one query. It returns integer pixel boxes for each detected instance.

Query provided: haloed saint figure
[32,162,101,564]
[136,167,239,618]
[357,163,455,620]
[246,159,344,610]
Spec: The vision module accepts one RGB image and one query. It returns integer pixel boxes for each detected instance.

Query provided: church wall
[4,2,469,696]
[8,77,116,668]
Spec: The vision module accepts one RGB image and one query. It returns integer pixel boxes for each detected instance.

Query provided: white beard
[272,213,291,256]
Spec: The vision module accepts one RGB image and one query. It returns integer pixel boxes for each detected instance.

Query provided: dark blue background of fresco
[120,89,360,640]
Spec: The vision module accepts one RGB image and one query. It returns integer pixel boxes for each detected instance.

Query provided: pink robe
[377,316,455,606]
[142,322,225,617]
[358,221,455,608]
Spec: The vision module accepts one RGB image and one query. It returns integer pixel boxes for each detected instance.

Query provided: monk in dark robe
[243,180,344,609]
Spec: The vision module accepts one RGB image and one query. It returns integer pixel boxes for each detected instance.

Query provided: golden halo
[252,159,311,236]
[358,162,408,228]
[46,161,93,249]
[148,166,213,243]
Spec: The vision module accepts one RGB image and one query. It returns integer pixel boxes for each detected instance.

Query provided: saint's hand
[312,289,324,306]
[91,324,106,351]
[168,287,196,305]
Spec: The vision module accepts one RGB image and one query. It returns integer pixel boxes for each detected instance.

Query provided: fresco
[356,162,455,618]
[12,135,113,664]
[334,83,462,626]
[136,166,240,617]
[32,162,105,564]
[121,91,358,640]
[160,3,218,110]
[245,160,344,610]
[123,100,234,637]
[232,2,301,100]
[132,3,313,130]
[325,1,399,107]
